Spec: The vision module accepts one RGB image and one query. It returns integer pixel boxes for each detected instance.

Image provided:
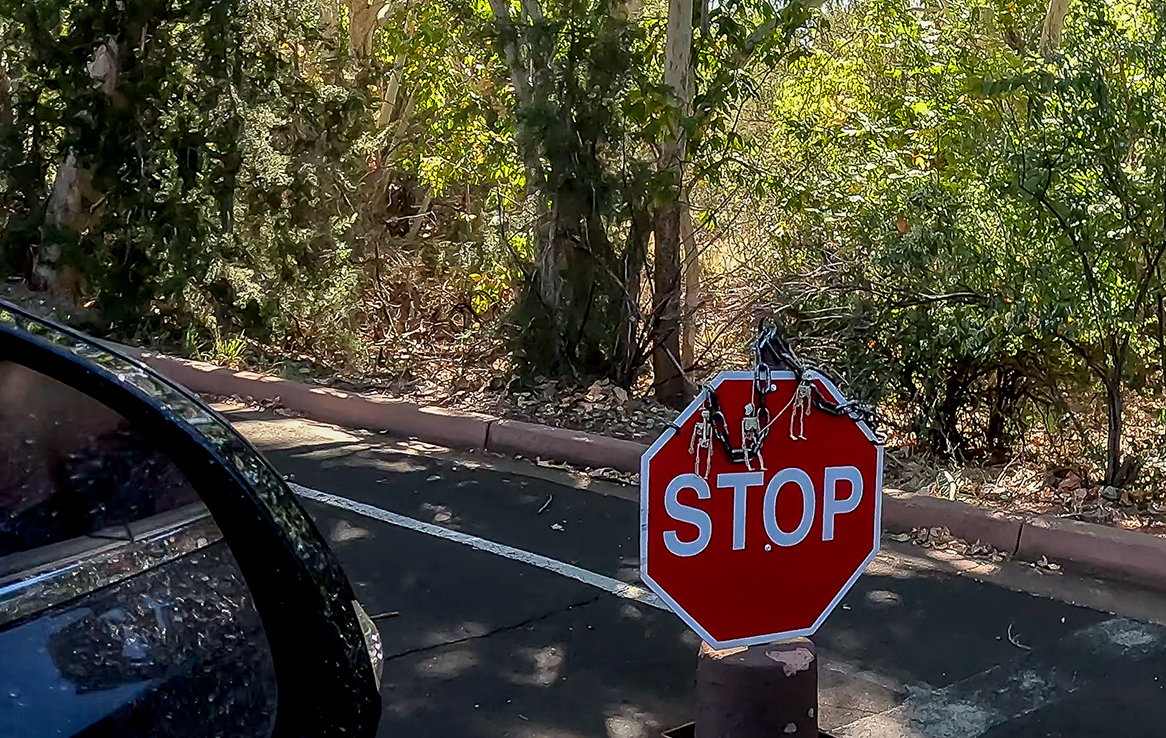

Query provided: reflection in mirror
[0,359,278,738]
[1,305,351,626]
[0,362,200,557]
[3,303,381,735]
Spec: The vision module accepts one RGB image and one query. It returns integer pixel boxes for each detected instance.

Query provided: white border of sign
[639,370,884,649]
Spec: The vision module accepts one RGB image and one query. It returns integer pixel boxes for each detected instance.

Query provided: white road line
[290,483,668,611]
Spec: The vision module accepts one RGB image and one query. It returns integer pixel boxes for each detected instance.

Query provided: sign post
[641,351,882,737]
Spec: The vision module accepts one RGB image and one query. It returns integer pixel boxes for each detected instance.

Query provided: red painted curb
[1018,515,1166,590]
[130,350,494,450]
[294,386,495,450]
[883,490,1023,554]
[487,418,647,473]
[115,343,1166,593]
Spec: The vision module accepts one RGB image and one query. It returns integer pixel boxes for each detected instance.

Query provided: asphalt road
[224,408,1166,738]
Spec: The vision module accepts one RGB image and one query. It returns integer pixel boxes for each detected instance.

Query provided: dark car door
[0,302,382,737]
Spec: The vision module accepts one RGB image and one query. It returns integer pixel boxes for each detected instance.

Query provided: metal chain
[752,317,878,423]
[698,320,880,467]
[700,384,750,466]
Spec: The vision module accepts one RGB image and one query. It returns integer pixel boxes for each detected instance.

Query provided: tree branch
[1053,330,1108,380]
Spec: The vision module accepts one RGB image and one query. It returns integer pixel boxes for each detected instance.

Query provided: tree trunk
[653,0,695,408]
[654,204,686,404]
[405,189,433,241]
[489,0,624,378]
[0,61,13,133]
[1103,374,1123,486]
[1157,264,1165,383]
[347,0,389,58]
[376,13,414,128]
[516,181,621,377]
[680,201,700,371]
[317,0,341,39]
[1038,0,1070,58]
[378,51,408,128]
[985,367,1020,458]
[486,0,542,188]
[931,359,969,458]
[39,38,120,304]
[615,204,651,387]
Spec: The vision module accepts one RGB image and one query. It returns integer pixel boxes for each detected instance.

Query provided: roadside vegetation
[2,0,1164,527]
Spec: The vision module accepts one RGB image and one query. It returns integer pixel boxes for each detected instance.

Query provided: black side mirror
[0,301,382,737]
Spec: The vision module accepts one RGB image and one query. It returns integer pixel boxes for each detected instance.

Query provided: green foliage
[994,0,1166,374]
[484,0,661,379]
[2,0,1163,485]
[992,0,1166,481]
[375,0,522,205]
[730,0,1039,456]
[484,0,824,382]
[0,0,368,358]
[779,182,1081,457]
[733,0,1166,479]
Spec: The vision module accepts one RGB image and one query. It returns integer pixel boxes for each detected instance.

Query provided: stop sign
[640,370,882,648]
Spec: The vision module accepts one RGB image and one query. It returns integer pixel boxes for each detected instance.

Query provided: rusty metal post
[695,638,817,738]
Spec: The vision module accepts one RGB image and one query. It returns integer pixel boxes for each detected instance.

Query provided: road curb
[121,345,1166,593]
[125,349,495,450]
[1018,515,1166,590]
[882,491,1024,555]
[486,418,646,472]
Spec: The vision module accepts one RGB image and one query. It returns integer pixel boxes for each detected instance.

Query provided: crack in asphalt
[382,594,603,662]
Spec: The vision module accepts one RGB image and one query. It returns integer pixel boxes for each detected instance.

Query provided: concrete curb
[126,349,495,450]
[121,345,1166,593]
[882,491,1024,555]
[1018,516,1166,591]
[486,418,647,472]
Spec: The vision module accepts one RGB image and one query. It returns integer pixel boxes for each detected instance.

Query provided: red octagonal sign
[640,371,883,648]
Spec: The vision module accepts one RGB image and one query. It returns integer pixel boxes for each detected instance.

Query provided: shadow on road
[231,413,1166,738]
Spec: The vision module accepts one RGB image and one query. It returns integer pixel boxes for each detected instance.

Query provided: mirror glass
[0,361,279,738]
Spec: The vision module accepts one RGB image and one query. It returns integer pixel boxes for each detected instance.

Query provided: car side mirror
[0,301,381,737]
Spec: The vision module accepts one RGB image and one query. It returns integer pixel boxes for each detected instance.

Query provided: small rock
[551,523,565,531]
[585,380,605,402]
[1101,485,1121,501]
[1057,473,1082,492]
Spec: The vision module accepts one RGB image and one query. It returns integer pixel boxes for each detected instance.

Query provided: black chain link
[699,319,879,466]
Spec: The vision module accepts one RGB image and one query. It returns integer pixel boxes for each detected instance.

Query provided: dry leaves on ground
[532,457,637,485]
[887,526,1010,563]
[885,446,1166,538]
